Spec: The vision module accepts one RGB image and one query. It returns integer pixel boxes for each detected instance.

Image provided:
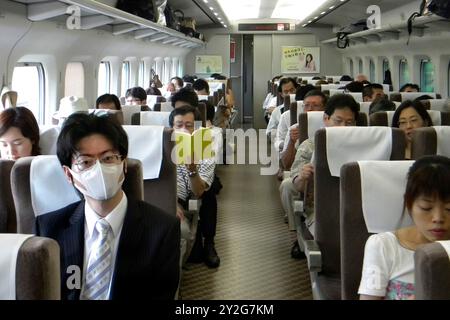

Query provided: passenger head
[171,88,199,109]
[182,75,196,87]
[392,100,433,142]
[303,90,327,112]
[205,103,215,127]
[57,113,128,201]
[193,79,210,96]
[323,94,359,127]
[170,77,184,91]
[295,84,316,101]
[400,83,420,93]
[414,95,434,102]
[403,155,450,241]
[0,107,40,160]
[340,75,353,82]
[363,83,385,102]
[278,78,298,98]
[169,105,201,135]
[356,74,368,83]
[125,87,147,105]
[211,73,226,80]
[146,86,162,96]
[345,81,365,93]
[368,97,396,115]
[96,94,121,111]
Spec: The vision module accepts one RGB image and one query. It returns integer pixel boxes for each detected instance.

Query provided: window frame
[369,59,375,83]
[98,61,111,96]
[399,59,410,88]
[121,61,131,96]
[420,59,434,93]
[64,62,85,98]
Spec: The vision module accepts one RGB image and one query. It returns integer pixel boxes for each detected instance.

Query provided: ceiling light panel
[217,0,261,21]
[271,0,328,20]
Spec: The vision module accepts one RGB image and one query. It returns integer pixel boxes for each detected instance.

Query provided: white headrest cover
[434,126,450,157]
[198,95,209,101]
[146,95,159,109]
[330,89,345,96]
[348,92,363,102]
[401,92,436,101]
[295,101,304,121]
[326,127,393,177]
[429,99,448,112]
[428,110,441,126]
[0,234,33,299]
[359,160,414,233]
[39,126,60,155]
[30,155,80,216]
[386,111,395,126]
[290,94,296,102]
[437,241,450,261]
[359,102,371,114]
[307,112,324,140]
[121,105,142,125]
[139,111,170,127]
[160,102,173,112]
[123,125,164,179]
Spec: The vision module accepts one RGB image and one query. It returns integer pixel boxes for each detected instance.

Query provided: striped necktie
[82,219,113,300]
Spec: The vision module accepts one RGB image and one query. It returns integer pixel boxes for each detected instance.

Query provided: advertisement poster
[281,46,320,74]
[195,55,223,74]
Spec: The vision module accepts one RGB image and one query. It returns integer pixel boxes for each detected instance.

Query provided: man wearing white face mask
[35,113,180,300]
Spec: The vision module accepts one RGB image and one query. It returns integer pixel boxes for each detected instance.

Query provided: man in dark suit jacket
[35,113,180,300]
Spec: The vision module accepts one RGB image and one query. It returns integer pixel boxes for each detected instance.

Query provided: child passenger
[359,155,450,300]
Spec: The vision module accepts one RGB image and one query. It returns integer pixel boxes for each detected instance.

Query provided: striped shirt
[177,159,215,201]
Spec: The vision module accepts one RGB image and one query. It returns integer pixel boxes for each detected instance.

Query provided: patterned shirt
[177,159,215,201]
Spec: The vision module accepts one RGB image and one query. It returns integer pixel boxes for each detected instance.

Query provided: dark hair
[0,107,40,156]
[95,94,121,110]
[400,83,420,92]
[56,113,128,168]
[414,95,434,102]
[278,77,297,93]
[272,75,283,82]
[403,155,450,212]
[205,102,215,123]
[344,81,364,93]
[295,84,316,101]
[171,76,184,88]
[325,94,359,122]
[171,88,199,108]
[305,54,314,67]
[182,75,196,85]
[193,79,210,94]
[125,87,147,101]
[340,75,353,82]
[391,100,433,128]
[363,83,384,99]
[168,105,201,127]
[369,97,396,115]
[146,87,162,96]
[304,90,328,106]
[211,73,226,80]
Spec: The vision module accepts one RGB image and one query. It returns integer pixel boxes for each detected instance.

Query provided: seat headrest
[307,112,324,140]
[427,110,441,126]
[295,101,304,120]
[121,105,142,125]
[39,126,60,155]
[160,102,173,112]
[139,111,171,127]
[358,160,414,233]
[326,127,393,177]
[122,125,164,179]
[30,155,80,216]
[401,92,436,101]
[359,102,371,114]
[434,126,450,157]
[437,241,450,261]
[429,99,449,112]
[0,234,33,299]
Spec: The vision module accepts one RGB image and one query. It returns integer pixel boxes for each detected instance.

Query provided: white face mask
[69,160,124,200]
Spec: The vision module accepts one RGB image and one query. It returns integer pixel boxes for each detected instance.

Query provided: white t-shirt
[275,110,291,152]
[266,104,284,137]
[358,232,415,300]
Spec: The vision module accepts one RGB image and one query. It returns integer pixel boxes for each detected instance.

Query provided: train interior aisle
[181,162,312,299]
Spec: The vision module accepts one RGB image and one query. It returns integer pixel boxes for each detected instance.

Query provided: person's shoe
[291,241,306,260]
[187,235,204,263]
[204,241,220,268]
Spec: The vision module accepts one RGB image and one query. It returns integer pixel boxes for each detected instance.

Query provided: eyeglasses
[398,118,420,128]
[72,153,122,171]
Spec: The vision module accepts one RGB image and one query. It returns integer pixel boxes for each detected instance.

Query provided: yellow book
[173,127,215,165]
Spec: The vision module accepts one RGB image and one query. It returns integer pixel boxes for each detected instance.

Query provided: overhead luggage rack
[13,0,204,48]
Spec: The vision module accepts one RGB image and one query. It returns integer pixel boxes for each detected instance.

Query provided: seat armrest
[305,240,322,273]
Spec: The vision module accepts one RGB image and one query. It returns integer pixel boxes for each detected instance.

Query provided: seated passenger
[171,76,184,92]
[266,77,298,137]
[295,84,316,101]
[340,75,353,82]
[182,75,196,89]
[125,86,147,107]
[171,87,199,109]
[0,107,40,160]
[169,106,220,268]
[280,94,359,256]
[146,86,163,97]
[192,79,210,96]
[359,155,450,300]
[356,74,369,83]
[369,97,396,115]
[400,83,420,93]
[164,82,176,100]
[344,81,365,93]
[35,113,180,300]
[363,84,385,102]
[52,96,89,126]
[392,100,433,159]
[96,94,121,110]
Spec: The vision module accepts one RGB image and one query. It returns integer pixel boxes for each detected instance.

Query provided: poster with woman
[281,46,320,74]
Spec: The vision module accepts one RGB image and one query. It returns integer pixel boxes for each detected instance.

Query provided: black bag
[428,0,450,18]
[116,0,155,22]
[210,174,223,195]
[336,19,368,49]
[164,4,180,30]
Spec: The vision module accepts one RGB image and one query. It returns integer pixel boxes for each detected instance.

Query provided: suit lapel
[60,201,85,300]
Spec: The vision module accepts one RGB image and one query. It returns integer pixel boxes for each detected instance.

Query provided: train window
[98,61,111,96]
[358,59,363,74]
[163,58,171,84]
[420,59,435,92]
[64,62,84,98]
[121,61,130,96]
[399,59,410,88]
[138,61,145,88]
[382,59,390,75]
[172,59,179,79]
[349,59,354,77]
[369,60,375,83]
[11,63,45,123]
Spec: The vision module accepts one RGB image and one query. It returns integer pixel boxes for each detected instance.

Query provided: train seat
[411,126,450,159]
[131,111,171,127]
[415,241,450,300]
[121,105,150,125]
[89,109,124,125]
[0,234,60,300]
[340,160,414,300]
[369,110,450,126]
[0,160,16,233]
